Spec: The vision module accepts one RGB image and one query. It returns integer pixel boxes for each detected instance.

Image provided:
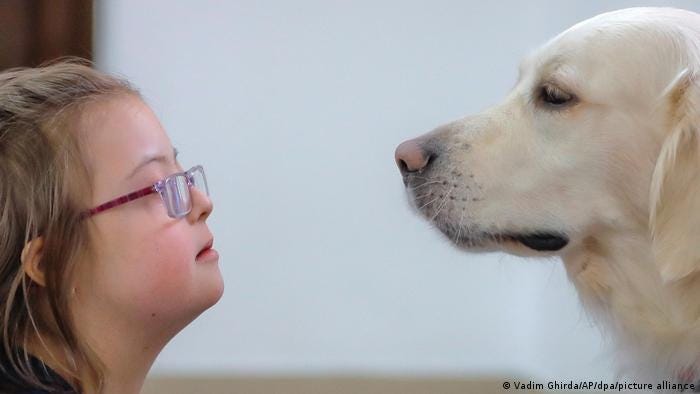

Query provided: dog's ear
[650,68,700,282]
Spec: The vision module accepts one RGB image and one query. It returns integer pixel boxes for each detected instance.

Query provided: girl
[0,59,224,393]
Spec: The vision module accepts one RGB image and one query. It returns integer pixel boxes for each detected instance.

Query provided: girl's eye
[540,84,575,107]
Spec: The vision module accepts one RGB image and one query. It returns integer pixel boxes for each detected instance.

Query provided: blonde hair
[0,58,138,392]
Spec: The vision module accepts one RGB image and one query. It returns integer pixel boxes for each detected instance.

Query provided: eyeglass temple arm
[83,185,157,219]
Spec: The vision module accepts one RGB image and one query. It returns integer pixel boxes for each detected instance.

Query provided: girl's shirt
[0,350,76,394]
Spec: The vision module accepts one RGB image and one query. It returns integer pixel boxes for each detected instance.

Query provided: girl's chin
[143,272,223,330]
[197,267,225,311]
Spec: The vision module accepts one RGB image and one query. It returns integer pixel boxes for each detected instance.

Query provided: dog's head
[396,7,700,280]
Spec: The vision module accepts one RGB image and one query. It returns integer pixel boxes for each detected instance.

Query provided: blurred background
[4,1,700,393]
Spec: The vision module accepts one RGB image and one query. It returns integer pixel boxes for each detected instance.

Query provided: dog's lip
[197,238,214,257]
[453,231,569,251]
[511,233,569,251]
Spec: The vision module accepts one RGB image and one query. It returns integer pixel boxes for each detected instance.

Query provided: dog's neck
[562,229,658,316]
[561,228,700,381]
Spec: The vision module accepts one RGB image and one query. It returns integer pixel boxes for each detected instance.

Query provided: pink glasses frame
[83,165,208,219]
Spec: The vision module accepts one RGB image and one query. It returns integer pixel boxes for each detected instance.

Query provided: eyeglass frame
[82,165,209,219]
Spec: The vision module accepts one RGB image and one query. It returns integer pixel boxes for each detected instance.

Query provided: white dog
[395,7,700,389]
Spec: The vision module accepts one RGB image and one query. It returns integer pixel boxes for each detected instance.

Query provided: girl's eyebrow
[126,147,179,180]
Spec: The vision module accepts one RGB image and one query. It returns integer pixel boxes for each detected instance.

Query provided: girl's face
[72,94,223,335]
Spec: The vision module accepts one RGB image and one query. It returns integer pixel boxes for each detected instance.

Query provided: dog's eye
[540,84,574,107]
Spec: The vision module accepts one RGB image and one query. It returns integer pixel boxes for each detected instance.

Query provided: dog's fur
[397,7,700,385]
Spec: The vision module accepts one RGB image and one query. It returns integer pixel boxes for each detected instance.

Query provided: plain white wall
[94,0,700,381]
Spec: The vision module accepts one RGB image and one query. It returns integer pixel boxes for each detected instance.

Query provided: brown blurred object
[142,376,604,394]
[0,0,92,70]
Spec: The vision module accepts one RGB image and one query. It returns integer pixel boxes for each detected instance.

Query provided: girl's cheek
[113,228,196,319]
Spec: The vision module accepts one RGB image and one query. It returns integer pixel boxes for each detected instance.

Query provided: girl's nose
[188,186,213,222]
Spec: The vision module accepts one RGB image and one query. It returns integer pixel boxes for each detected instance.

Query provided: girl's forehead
[78,95,173,184]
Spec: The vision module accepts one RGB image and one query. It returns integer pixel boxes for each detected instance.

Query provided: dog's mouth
[453,231,569,252]
[509,233,569,251]
[403,177,570,253]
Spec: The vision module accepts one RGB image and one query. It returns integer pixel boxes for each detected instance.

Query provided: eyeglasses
[84,165,209,219]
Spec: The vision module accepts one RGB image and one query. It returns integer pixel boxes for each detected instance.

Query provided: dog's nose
[395,138,435,176]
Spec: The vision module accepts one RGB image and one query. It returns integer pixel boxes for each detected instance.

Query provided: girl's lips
[196,247,219,262]
[196,238,215,260]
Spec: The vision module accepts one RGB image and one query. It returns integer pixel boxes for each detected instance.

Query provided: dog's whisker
[417,195,441,211]
[412,192,434,201]
[429,186,454,222]
[455,209,465,243]
[406,175,437,181]
[408,180,441,191]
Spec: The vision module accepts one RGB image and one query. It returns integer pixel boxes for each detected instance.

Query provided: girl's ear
[21,237,46,286]
[649,68,700,282]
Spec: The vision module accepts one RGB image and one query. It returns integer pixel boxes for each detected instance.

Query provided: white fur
[402,7,700,388]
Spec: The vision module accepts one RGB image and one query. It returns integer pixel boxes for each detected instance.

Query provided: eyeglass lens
[161,167,209,218]
[164,175,191,217]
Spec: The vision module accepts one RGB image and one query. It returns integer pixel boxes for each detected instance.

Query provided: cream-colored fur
[399,7,700,387]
